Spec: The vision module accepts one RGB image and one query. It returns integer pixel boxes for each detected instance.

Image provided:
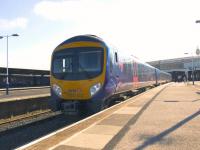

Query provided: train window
[63,59,65,72]
[65,57,73,72]
[52,47,103,80]
[115,52,118,63]
[78,51,102,72]
[53,57,72,73]
[53,58,63,73]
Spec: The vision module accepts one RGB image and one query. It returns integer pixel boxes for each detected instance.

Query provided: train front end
[50,36,107,113]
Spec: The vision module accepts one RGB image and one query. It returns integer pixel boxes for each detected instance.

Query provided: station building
[148,56,200,82]
[0,67,50,88]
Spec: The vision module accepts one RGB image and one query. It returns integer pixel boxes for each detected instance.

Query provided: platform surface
[20,82,200,150]
[0,87,50,102]
[112,82,200,150]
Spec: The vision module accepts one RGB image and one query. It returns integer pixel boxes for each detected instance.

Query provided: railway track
[0,111,85,149]
[0,110,62,132]
[0,110,50,125]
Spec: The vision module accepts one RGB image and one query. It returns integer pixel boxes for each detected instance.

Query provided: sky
[1,0,200,70]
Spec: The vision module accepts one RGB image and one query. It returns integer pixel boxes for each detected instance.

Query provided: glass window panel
[78,51,102,72]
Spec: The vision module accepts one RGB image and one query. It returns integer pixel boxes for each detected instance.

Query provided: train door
[111,48,123,93]
[107,47,120,93]
[155,68,158,85]
[114,51,120,91]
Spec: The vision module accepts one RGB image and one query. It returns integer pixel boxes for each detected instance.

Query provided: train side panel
[106,49,158,95]
[156,70,171,84]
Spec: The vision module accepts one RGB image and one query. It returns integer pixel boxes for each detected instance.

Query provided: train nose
[65,89,84,98]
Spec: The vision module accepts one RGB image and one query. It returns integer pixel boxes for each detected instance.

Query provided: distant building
[0,67,50,88]
[148,56,200,82]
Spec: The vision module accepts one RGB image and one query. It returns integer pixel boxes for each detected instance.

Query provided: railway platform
[0,87,50,122]
[18,82,200,150]
[0,86,50,102]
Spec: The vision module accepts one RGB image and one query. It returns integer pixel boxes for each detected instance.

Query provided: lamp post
[184,52,194,85]
[0,34,19,95]
[195,20,200,81]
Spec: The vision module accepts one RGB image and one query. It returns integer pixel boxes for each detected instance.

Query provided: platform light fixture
[0,34,19,95]
[195,20,200,84]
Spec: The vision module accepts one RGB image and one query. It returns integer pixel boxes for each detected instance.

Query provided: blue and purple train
[49,35,171,113]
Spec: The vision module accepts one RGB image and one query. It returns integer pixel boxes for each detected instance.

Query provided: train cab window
[62,59,65,72]
[78,51,102,72]
[115,52,118,63]
[53,58,63,73]
[64,57,73,72]
[53,57,72,73]
[52,47,104,80]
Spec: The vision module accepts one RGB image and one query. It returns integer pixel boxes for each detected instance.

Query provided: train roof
[57,35,106,48]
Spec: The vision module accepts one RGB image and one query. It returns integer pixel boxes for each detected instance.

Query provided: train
[49,35,171,113]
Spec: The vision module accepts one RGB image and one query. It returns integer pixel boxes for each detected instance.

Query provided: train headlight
[52,84,62,97]
[90,83,101,97]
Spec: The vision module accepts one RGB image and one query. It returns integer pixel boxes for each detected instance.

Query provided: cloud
[1,40,53,70]
[0,17,28,30]
[33,0,200,63]
[33,0,76,21]
[33,0,108,21]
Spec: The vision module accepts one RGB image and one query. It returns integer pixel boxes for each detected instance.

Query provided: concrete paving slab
[83,125,122,135]
[53,145,95,150]
[114,106,141,115]
[97,114,133,126]
[58,133,113,150]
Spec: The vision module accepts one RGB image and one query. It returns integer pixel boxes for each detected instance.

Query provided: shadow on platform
[103,86,168,150]
[135,109,200,150]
